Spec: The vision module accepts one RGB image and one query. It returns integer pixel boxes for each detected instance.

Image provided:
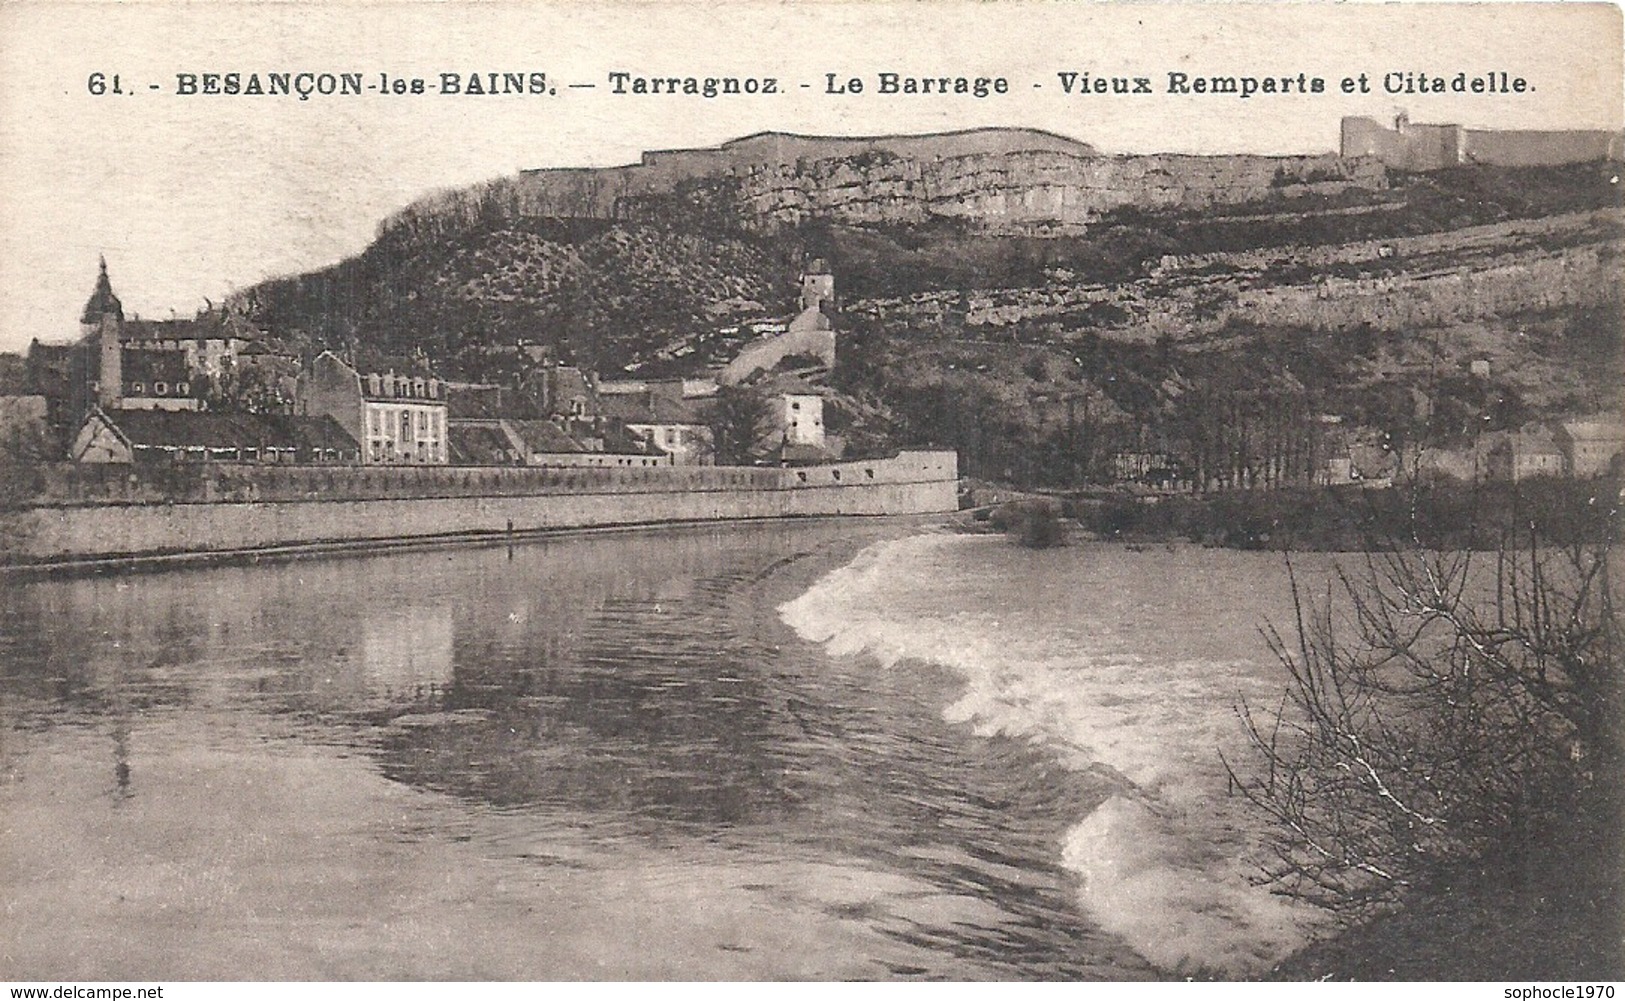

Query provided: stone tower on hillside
[81,257,125,409]
[800,259,835,312]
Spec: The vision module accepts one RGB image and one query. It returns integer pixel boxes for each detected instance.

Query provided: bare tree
[1225,524,1621,916]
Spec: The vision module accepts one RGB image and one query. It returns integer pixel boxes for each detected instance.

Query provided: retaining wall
[1,451,958,566]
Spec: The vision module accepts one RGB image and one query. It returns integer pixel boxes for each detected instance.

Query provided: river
[1,520,1334,979]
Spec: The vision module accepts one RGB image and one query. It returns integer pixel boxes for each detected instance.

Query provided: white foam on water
[779,532,1328,975]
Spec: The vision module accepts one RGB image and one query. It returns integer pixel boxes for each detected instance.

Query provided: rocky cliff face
[703,151,1383,233]
[849,209,1623,341]
[380,129,1386,243]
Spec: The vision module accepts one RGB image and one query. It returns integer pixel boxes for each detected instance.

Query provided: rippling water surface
[1,522,1327,979]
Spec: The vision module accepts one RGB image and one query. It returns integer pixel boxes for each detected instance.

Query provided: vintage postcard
[0,0,1620,986]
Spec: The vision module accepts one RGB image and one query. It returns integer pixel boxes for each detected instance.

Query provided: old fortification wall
[386,139,1386,239]
[1464,129,1625,167]
[0,451,959,565]
[1341,116,1624,171]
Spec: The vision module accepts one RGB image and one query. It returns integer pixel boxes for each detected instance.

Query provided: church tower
[81,256,124,409]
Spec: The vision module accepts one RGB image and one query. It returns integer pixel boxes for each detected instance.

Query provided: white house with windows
[298,351,448,464]
[777,393,825,447]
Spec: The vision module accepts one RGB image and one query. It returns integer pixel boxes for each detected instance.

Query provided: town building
[121,310,263,380]
[536,362,599,420]
[1482,426,1565,482]
[26,261,293,444]
[298,351,449,464]
[1555,419,1625,478]
[598,380,712,464]
[72,407,359,464]
[119,348,201,411]
[776,393,825,448]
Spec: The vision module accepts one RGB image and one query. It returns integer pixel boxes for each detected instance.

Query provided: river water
[1,520,1334,979]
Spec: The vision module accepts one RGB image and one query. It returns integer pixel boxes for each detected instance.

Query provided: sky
[1,1,1620,354]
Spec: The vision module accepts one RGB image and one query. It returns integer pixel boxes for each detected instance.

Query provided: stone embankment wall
[0,451,958,566]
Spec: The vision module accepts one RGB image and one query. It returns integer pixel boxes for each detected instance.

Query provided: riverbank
[963,478,1622,551]
[1269,815,1622,980]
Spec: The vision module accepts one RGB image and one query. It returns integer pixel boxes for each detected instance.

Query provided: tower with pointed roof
[82,257,125,409]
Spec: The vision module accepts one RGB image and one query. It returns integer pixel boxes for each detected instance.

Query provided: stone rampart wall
[0,452,959,565]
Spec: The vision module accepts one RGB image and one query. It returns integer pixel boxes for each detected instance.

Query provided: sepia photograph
[0,0,1620,985]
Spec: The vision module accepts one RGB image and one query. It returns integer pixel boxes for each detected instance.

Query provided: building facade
[1556,420,1625,478]
[299,351,449,464]
[776,393,825,448]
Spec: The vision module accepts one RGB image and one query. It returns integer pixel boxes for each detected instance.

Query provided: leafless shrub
[1226,526,1621,916]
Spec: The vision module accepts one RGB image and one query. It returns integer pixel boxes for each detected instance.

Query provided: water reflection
[0,522,1157,980]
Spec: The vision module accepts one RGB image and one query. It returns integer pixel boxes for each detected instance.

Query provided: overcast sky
[1,1,1619,354]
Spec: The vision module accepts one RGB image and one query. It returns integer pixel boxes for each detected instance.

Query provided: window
[400,411,412,442]
[370,410,381,434]
[154,381,168,395]
[178,382,190,395]
[418,410,428,433]
[131,382,145,394]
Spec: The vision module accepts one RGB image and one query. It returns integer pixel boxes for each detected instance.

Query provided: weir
[0,450,959,569]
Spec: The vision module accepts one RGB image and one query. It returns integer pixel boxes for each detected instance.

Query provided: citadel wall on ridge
[1341,115,1625,171]
[384,135,1387,239]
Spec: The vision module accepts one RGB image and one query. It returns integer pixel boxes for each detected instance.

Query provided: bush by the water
[1225,519,1622,928]
[988,498,1067,548]
[1073,478,1621,551]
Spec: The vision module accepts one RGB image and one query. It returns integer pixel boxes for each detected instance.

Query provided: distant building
[1555,419,1625,478]
[298,351,448,464]
[119,348,201,411]
[536,362,599,420]
[719,260,838,385]
[1482,427,1564,482]
[72,407,358,464]
[598,380,712,464]
[1341,113,1624,171]
[122,310,263,380]
[27,261,291,445]
[776,393,825,448]
[82,257,125,411]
